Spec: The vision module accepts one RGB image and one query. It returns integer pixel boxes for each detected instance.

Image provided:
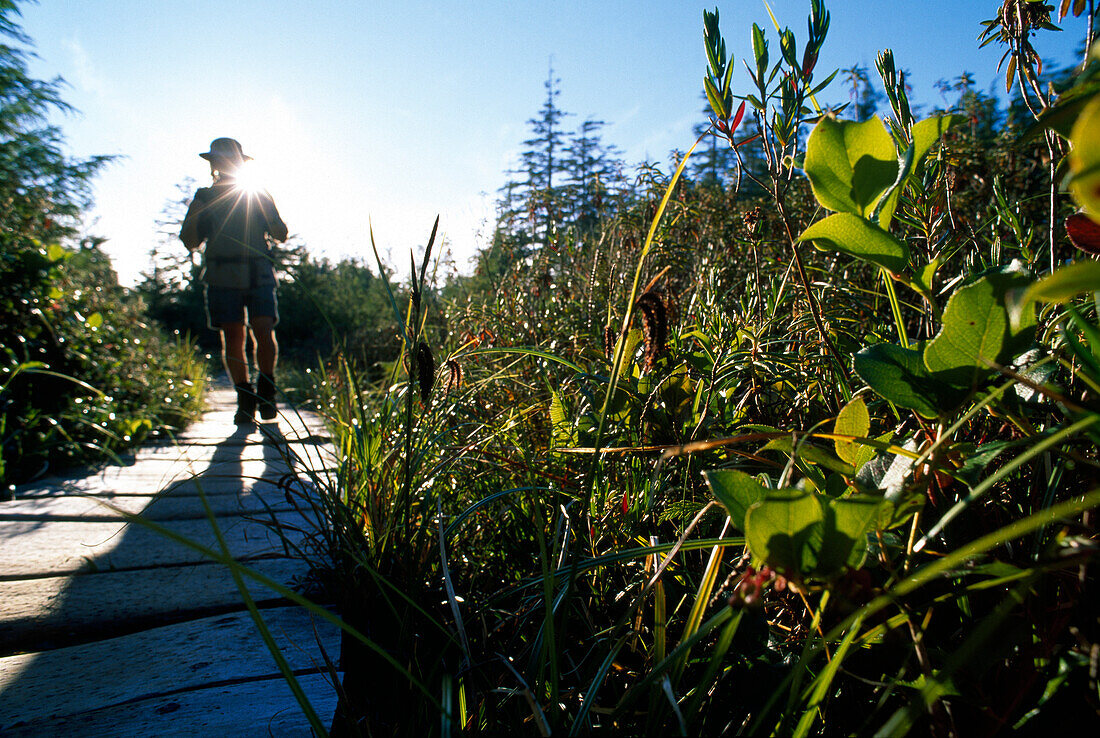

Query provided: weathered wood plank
[0,557,314,651]
[0,486,303,521]
[0,510,319,577]
[12,454,336,500]
[16,458,303,492]
[0,607,340,728]
[0,671,338,737]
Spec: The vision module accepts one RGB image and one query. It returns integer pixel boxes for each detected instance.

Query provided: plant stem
[775,197,852,395]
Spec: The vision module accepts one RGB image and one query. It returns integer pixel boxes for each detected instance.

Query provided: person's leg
[252,316,279,420]
[220,321,250,385]
[220,321,256,425]
[251,315,278,377]
[250,283,280,420]
[206,285,255,426]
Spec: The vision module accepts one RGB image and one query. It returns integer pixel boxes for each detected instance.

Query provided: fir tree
[518,65,572,248]
[564,117,624,232]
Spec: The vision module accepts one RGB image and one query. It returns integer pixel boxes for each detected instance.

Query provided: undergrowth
[260,3,1100,736]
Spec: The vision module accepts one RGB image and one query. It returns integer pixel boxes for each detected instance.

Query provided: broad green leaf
[85,312,103,329]
[853,342,962,418]
[1025,77,1100,141]
[877,494,925,530]
[912,258,940,298]
[744,490,825,575]
[953,438,1028,486]
[924,277,1005,388]
[704,469,767,531]
[798,213,910,274]
[1069,94,1100,220]
[1021,260,1100,305]
[924,273,1034,388]
[824,473,849,498]
[910,115,962,169]
[804,116,898,217]
[833,396,874,468]
[826,495,885,570]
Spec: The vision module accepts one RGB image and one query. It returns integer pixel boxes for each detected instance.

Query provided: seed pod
[603,324,617,359]
[444,358,463,394]
[415,341,435,404]
[635,291,667,370]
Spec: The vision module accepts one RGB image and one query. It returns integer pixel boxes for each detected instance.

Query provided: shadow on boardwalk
[0,388,341,734]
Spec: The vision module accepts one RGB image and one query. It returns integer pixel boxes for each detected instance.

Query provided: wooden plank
[0,485,304,521]
[0,671,338,737]
[0,607,340,728]
[0,557,313,651]
[0,510,317,577]
[12,453,335,500]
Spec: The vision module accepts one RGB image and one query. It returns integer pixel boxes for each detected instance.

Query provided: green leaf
[550,391,575,447]
[1025,78,1100,140]
[910,115,962,168]
[759,435,856,476]
[744,490,825,575]
[853,342,963,418]
[745,491,883,578]
[827,495,884,570]
[913,258,940,297]
[704,469,768,531]
[46,243,67,262]
[1069,95,1100,220]
[1021,260,1100,305]
[880,494,925,530]
[923,277,1006,387]
[799,213,910,274]
[874,115,962,227]
[924,273,1034,389]
[704,77,728,119]
[85,312,103,329]
[804,116,898,217]
[953,438,1027,486]
[834,396,874,468]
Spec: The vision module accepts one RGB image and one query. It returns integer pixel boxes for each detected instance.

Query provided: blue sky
[19,1,1087,285]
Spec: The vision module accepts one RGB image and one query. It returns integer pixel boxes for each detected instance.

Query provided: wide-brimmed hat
[199,137,252,163]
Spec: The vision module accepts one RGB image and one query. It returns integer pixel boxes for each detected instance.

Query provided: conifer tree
[518,65,571,248]
[564,117,624,232]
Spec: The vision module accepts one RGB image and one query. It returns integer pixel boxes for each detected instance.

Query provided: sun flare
[232,160,266,194]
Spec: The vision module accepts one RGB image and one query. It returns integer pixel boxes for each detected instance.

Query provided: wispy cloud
[62,37,108,97]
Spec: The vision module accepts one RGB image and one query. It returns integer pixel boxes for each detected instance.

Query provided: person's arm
[259,192,288,242]
[179,190,209,252]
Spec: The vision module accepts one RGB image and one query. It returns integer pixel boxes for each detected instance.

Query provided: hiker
[180,137,288,425]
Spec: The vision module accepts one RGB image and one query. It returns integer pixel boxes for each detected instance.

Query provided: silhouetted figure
[180,138,288,426]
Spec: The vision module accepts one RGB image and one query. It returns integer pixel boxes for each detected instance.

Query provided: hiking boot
[234,381,257,425]
[257,373,278,420]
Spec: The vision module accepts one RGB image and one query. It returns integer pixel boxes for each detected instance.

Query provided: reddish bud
[801,50,817,78]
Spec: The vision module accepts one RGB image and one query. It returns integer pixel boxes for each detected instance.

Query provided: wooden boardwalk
[0,384,341,735]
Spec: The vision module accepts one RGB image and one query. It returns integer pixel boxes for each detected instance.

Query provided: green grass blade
[194,480,328,737]
[914,414,1100,552]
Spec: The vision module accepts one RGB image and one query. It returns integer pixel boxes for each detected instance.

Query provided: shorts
[204,282,279,329]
